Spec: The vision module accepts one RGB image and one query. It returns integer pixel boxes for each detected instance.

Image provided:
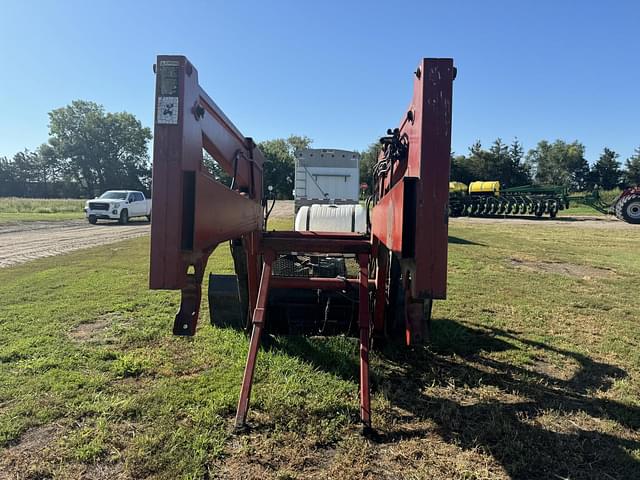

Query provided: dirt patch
[0,423,65,478]
[81,463,127,480]
[0,424,126,480]
[510,258,615,279]
[216,423,507,480]
[529,356,580,382]
[69,314,120,343]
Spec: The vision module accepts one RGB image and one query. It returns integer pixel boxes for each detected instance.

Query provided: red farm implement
[149,55,456,430]
[567,186,640,224]
[613,186,640,224]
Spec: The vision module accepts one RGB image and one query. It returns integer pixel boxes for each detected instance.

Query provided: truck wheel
[88,215,97,225]
[119,209,129,225]
[617,194,640,224]
[146,214,152,222]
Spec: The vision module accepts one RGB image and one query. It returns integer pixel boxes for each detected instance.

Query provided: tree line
[0,100,314,200]
[452,139,640,190]
[1,101,152,198]
[360,138,640,193]
[1,100,639,199]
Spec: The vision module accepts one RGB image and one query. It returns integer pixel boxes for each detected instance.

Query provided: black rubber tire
[534,202,544,217]
[616,194,640,224]
[119,209,129,225]
[88,215,97,225]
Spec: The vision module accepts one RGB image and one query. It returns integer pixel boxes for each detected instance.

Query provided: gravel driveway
[0,219,150,268]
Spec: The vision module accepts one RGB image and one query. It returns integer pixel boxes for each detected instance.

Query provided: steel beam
[262,231,370,254]
[150,55,263,292]
[149,55,264,334]
[371,58,455,301]
[358,253,372,428]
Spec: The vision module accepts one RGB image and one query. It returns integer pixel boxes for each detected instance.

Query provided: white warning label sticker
[156,96,179,124]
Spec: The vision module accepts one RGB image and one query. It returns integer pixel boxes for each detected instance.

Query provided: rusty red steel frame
[149,55,455,430]
[371,58,455,345]
[149,56,264,336]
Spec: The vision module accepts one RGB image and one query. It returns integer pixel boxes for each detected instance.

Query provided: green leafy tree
[359,142,381,195]
[258,135,312,199]
[465,139,504,183]
[9,150,40,183]
[450,153,474,184]
[526,140,589,190]
[623,147,640,186]
[47,100,152,196]
[0,156,16,183]
[591,147,621,189]
[202,151,233,186]
[453,138,530,187]
[507,138,532,186]
[12,144,66,196]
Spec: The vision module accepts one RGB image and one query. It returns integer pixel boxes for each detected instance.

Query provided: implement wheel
[534,201,544,217]
[616,194,640,224]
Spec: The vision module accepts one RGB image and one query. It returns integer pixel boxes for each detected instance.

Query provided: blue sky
[0,0,638,163]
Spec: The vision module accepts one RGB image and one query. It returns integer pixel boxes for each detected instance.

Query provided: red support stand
[358,253,372,428]
[245,232,260,325]
[235,238,371,429]
[235,250,275,428]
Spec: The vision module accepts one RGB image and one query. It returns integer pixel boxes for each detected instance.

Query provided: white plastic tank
[295,204,367,233]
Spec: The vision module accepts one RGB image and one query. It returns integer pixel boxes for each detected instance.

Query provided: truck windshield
[99,192,128,200]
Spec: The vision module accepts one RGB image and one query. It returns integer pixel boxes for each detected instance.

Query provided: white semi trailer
[293,148,360,212]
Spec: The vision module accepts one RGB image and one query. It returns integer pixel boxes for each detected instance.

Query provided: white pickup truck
[85,190,152,225]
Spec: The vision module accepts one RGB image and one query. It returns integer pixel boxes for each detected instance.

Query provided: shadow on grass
[274,319,640,479]
[447,235,486,246]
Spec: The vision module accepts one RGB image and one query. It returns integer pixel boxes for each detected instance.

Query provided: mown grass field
[1,217,639,479]
[557,203,605,216]
[0,198,85,223]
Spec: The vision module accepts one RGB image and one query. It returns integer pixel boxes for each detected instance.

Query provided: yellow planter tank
[449,181,468,194]
[469,181,500,195]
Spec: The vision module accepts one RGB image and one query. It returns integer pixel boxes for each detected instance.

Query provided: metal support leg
[173,260,206,336]
[246,232,260,328]
[357,253,372,429]
[235,250,275,429]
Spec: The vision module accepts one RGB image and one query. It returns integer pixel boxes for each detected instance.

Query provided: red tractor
[614,186,640,224]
